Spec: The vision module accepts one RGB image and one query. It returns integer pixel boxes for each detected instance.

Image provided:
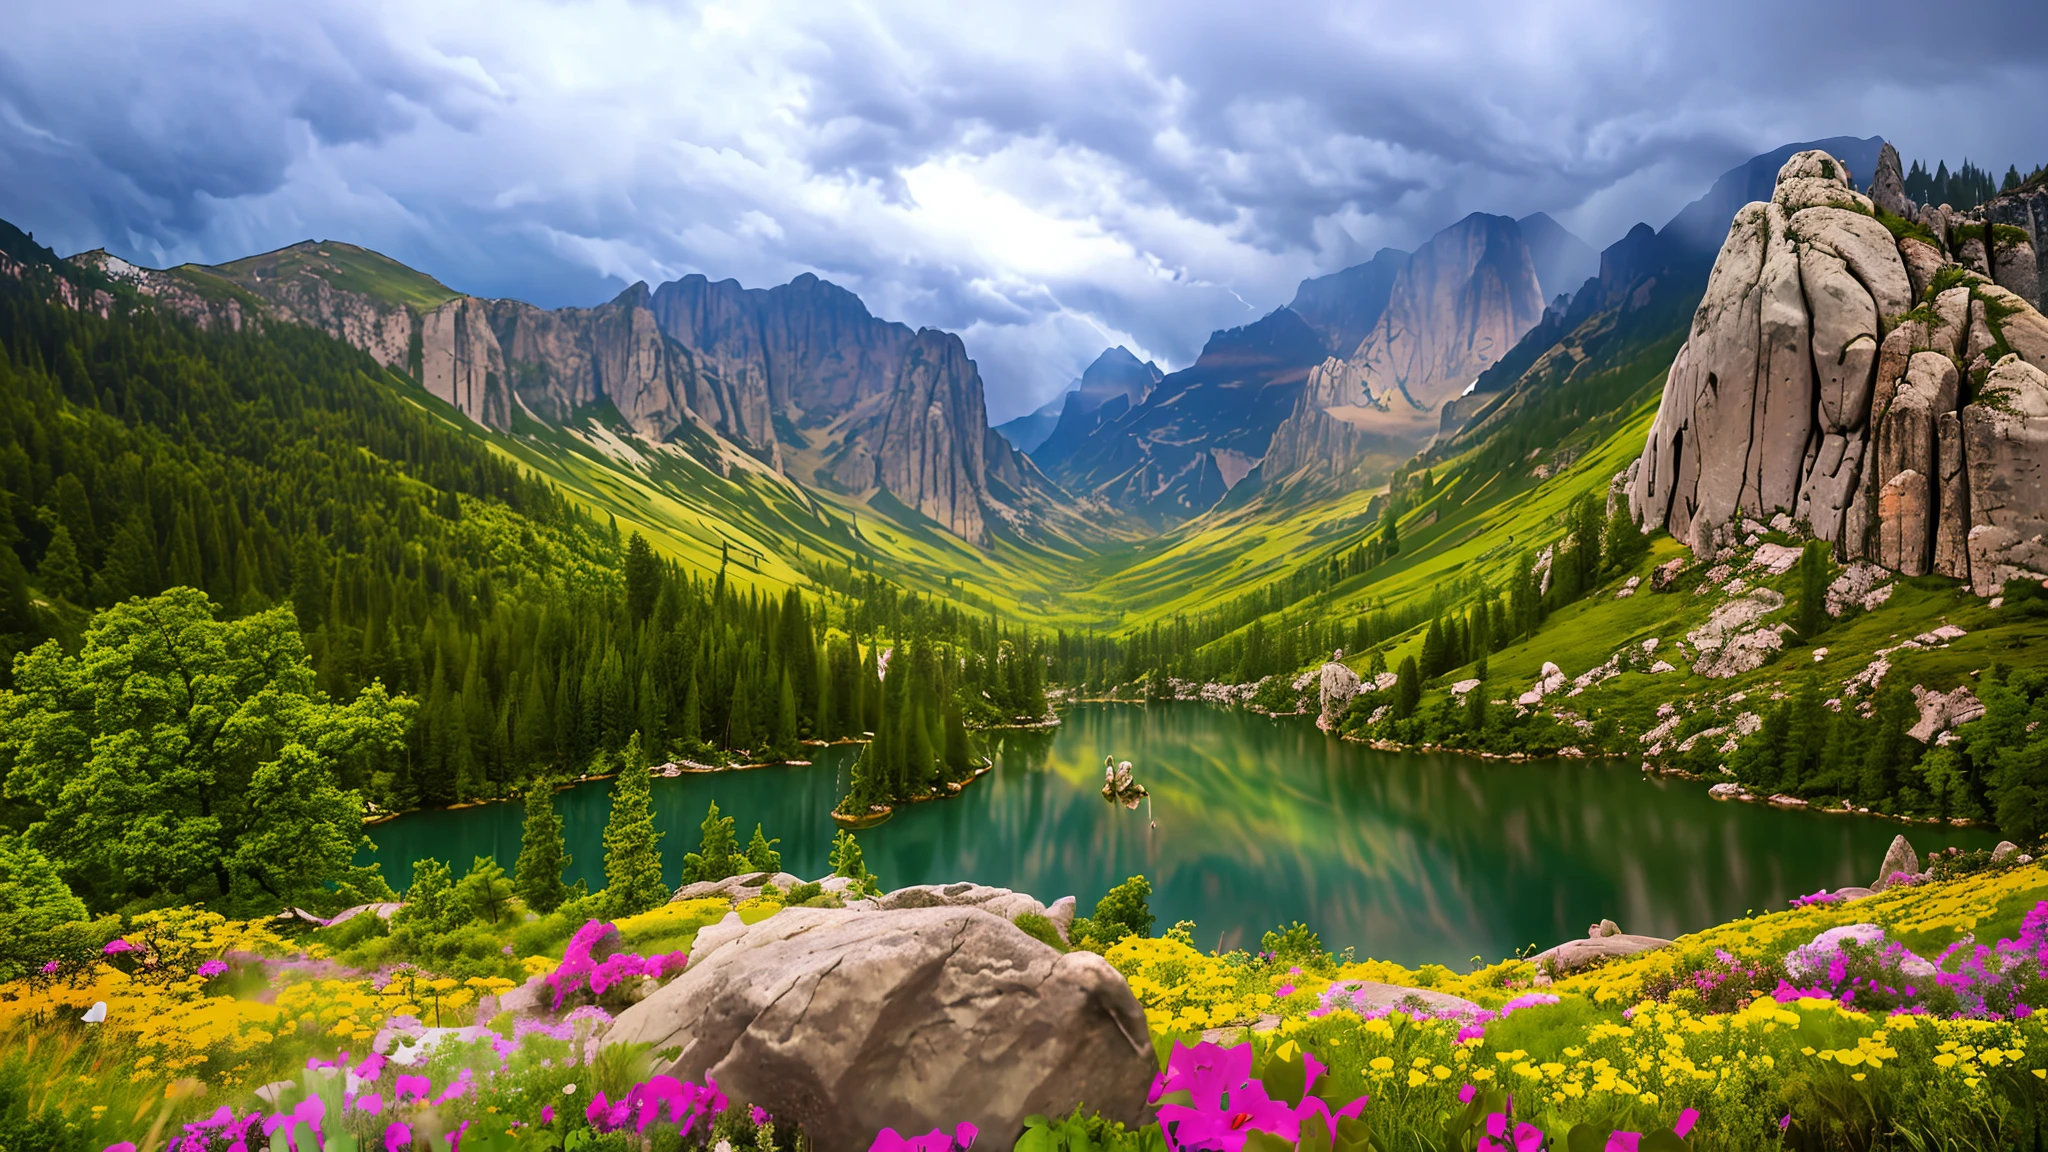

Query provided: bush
[1078,876,1154,950]
[1013,911,1067,951]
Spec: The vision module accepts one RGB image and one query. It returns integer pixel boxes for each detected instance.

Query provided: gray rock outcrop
[1871,834,1920,891]
[603,907,1155,1152]
[1631,148,2048,594]
[1529,933,1672,977]
[1318,659,1362,730]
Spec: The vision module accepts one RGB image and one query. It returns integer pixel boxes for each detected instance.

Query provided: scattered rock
[1517,662,1567,706]
[1767,794,1809,808]
[1449,678,1482,697]
[1812,647,1828,662]
[1913,624,1967,646]
[1615,576,1641,599]
[1648,660,1676,674]
[1907,685,1986,743]
[1321,981,1486,1019]
[1651,557,1687,591]
[1750,542,1803,574]
[1871,835,1920,891]
[606,907,1155,1152]
[1789,923,1936,981]
[672,872,810,905]
[1708,782,1749,800]
[1992,841,2020,865]
[1591,919,1621,939]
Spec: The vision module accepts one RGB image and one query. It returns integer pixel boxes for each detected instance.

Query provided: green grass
[207,240,463,313]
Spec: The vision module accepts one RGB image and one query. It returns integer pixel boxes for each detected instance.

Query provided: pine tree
[1464,678,1487,733]
[512,780,571,913]
[681,799,741,883]
[829,829,878,893]
[744,824,781,874]
[1797,540,1829,642]
[35,524,86,604]
[600,733,668,914]
[1393,655,1422,720]
[769,669,798,760]
[623,532,660,626]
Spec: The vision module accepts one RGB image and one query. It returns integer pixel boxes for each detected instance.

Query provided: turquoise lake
[358,702,1998,966]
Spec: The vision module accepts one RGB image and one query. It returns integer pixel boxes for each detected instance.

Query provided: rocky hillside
[1262,213,1548,484]
[1628,145,2048,594]
[66,241,1062,548]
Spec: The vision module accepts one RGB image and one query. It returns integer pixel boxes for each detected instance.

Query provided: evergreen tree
[1797,540,1829,642]
[1380,505,1400,554]
[512,780,571,914]
[623,532,661,626]
[829,829,878,893]
[681,800,741,884]
[744,824,781,874]
[1464,679,1487,733]
[35,525,85,604]
[1393,655,1422,719]
[600,733,667,914]
[1601,503,1647,574]
[455,855,514,925]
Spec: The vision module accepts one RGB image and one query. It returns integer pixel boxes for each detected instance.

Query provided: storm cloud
[4,0,2045,420]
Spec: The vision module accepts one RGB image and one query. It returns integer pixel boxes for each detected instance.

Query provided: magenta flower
[1675,1109,1699,1138]
[1604,1134,1641,1152]
[354,1093,384,1115]
[393,1074,431,1103]
[752,1106,773,1126]
[1274,983,1296,998]
[383,1122,413,1152]
[541,1105,555,1126]
[1458,1084,1476,1104]
[196,959,230,978]
[39,961,59,975]
[102,939,137,955]
[869,1124,979,1152]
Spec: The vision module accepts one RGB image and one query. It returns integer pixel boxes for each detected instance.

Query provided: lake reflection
[360,702,1996,966]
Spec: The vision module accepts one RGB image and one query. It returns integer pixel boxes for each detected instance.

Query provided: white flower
[81,1001,106,1023]
[562,1083,577,1095]
[716,1141,734,1152]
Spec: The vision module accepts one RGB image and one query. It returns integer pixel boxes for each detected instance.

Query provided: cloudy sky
[4,1,2045,421]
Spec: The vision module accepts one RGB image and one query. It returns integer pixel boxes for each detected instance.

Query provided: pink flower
[1674,1109,1699,1139]
[752,1106,772,1126]
[383,1123,413,1152]
[393,1074,431,1103]
[40,961,59,974]
[1274,984,1296,998]
[1458,1084,1477,1104]
[102,940,137,955]
[541,1106,555,1126]
[1604,1134,1641,1152]
[197,959,230,978]
[354,1094,384,1115]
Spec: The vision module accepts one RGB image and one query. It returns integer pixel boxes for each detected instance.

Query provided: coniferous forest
[0,255,1053,910]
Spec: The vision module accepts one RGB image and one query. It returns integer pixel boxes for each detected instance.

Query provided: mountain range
[14,130,2042,586]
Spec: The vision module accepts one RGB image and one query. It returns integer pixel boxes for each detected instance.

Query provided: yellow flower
[1368,1056,1394,1073]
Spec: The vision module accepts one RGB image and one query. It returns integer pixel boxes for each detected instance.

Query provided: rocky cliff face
[86,241,1040,547]
[1263,213,1546,482]
[1630,147,2048,594]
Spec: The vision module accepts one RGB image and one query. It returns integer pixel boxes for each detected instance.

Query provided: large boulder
[1529,934,1672,977]
[1321,981,1485,1019]
[1318,659,1362,731]
[603,907,1154,1152]
[1994,230,2042,308]
[1871,835,1920,892]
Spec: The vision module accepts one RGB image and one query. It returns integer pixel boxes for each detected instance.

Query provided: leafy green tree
[513,781,572,913]
[1080,875,1154,947]
[744,824,782,874]
[393,859,462,936]
[601,734,668,914]
[0,588,412,911]
[0,833,86,938]
[455,855,515,925]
